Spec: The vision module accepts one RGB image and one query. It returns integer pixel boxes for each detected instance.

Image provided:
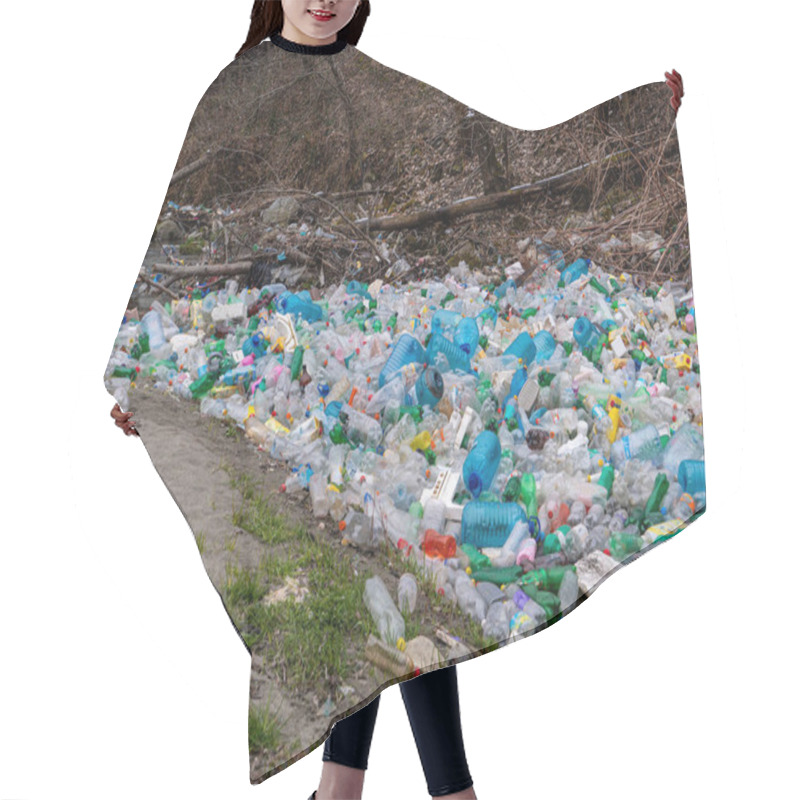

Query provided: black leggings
[323,664,473,797]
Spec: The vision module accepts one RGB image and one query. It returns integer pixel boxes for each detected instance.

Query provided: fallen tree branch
[356,147,637,233]
[169,147,222,187]
[137,269,181,300]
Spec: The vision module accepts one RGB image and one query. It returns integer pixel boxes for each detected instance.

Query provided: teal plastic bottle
[463,430,502,497]
[504,332,537,367]
[427,332,472,373]
[379,333,427,387]
[461,501,528,549]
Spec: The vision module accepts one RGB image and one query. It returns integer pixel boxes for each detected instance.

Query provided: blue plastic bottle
[532,330,556,363]
[461,501,528,548]
[413,366,444,408]
[346,280,371,299]
[276,291,323,323]
[379,333,427,387]
[561,257,591,285]
[678,459,705,495]
[503,367,527,410]
[495,279,517,299]
[454,317,480,357]
[548,248,566,272]
[431,309,463,336]
[462,430,502,497]
[427,332,473,374]
[504,332,537,367]
[573,316,602,349]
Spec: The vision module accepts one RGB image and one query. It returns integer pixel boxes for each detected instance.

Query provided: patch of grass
[221,465,372,689]
[238,538,372,688]
[224,468,304,545]
[248,691,290,754]
[195,531,206,555]
[225,561,267,605]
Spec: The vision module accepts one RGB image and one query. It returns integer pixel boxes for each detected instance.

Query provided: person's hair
[236,1,371,58]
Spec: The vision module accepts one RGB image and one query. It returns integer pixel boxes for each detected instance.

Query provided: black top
[270,31,349,55]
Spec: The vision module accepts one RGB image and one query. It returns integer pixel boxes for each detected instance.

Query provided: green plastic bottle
[609,531,643,561]
[521,565,576,593]
[461,543,491,573]
[519,474,538,518]
[502,475,522,503]
[290,347,304,381]
[329,423,350,445]
[597,465,615,494]
[521,586,560,618]
[644,473,669,518]
[471,565,523,586]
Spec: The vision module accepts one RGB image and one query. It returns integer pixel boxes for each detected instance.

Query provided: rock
[404,636,443,671]
[574,550,619,596]
[155,218,183,243]
[260,196,301,226]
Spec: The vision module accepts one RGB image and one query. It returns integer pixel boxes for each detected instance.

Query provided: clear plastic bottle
[363,576,406,647]
[397,573,418,614]
[610,423,663,468]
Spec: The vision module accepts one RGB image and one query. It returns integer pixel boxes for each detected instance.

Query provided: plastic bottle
[398,573,419,614]
[462,430,502,497]
[412,367,444,408]
[363,576,406,647]
[276,291,323,322]
[454,316,480,357]
[461,502,528,549]
[379,333,426,387]
[427,332,473,373]
[678,459,706,495]
[309,472,330,517]
[609,530,644,561]
[610,423,663,468]
[364,634,413,677]
[562,257,591,285]
[339,405,382,448]
[573,316,602,349]
[421,529,457,559]
[662,423,705,477]
[454,572,488,621]
[431,309,463,336]
[494,519,531,567]
[141,309,167,349]
[504,332,537,367]
[532,330,556,363]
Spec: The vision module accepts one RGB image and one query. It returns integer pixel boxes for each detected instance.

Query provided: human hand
[665,69,684,115]
[110,402,139,437]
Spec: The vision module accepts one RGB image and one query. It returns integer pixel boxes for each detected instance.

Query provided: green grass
[224,468,303,545]
[225,561,267,606]
[248,688,300,758]
[221,466,372,691]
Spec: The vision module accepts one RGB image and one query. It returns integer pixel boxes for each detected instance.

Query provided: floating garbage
[105,252,707,652]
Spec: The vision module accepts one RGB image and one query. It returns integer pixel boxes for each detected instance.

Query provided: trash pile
[105,245,706,653]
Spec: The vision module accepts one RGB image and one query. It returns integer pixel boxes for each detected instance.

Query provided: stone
[574,550,619,596]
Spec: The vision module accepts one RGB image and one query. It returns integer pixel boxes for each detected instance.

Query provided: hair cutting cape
[103,37,706,785]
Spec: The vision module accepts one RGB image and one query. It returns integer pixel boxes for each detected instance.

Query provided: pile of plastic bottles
[105,246,706,646]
